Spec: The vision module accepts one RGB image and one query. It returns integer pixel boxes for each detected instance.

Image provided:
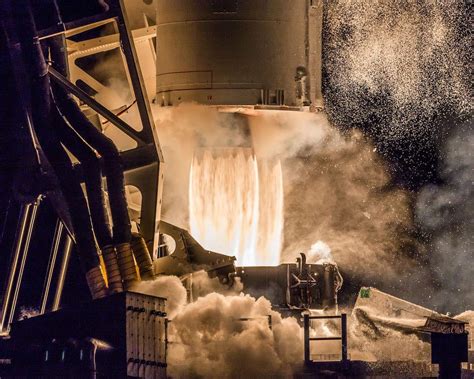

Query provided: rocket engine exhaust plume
[154,105,424,288]
[189,148,283,266]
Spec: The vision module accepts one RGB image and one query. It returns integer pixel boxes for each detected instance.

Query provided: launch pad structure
[9,291,167,378]
[0,1,472,378]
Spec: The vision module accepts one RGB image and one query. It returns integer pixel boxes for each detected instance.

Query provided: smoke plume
[155,105,423,284]
[154,104,247,228]
[415,121,474,313]
[249,110,422,283]
[135,273,436,375]
[134,273,303,378]
[134,275,187,318]
[167,292,303,378]
[189,270,244,299]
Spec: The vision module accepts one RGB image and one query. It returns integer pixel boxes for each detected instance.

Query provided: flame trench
[189,148,283,266]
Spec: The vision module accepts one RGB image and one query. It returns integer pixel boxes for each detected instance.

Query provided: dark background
[322,1,472,313]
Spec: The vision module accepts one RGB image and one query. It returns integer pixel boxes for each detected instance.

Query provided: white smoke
[306,240,332,263]
[133,275,187,319]
[415,121,474,313]
[189,270,243,299]
[135,273,303,378]
[133,272,436,376]
[167,292,303,378]
[154,105,422,284]
[154,104,247,228]
[253,111,421,283]
[134,272,434,373]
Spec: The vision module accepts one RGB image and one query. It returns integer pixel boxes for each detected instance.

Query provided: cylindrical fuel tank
[156,0,323,108]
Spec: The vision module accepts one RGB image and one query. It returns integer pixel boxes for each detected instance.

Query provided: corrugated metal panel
[9,291,167,378]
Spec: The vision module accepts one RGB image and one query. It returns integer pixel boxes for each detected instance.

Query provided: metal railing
[303,313,348,364]
[0,196,42,334]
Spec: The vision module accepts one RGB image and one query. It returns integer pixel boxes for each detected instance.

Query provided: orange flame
[189,148,283,266]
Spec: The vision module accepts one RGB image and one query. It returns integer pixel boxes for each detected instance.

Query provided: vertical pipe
[52,234,72,311]
[307,0,324,109]
[7,198,40,329]
[304,314,310,364]
[341,313,348,362]
[0,203,30,332]
[322,264,336,308]
[40,220,63,314]
[164,318,169,364]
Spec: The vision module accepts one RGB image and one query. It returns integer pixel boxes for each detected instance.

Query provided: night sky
[322,1,472,313]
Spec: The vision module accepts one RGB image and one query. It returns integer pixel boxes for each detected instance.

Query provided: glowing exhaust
[189,148,283,266]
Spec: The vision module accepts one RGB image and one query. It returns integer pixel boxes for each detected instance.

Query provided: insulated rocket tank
[156,0,324,109]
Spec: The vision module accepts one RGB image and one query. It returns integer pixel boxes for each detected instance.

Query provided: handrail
[303,313,348,364]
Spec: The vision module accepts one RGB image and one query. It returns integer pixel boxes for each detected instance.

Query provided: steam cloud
[134,275,187,319]
[416,122,474,313]
[323,0,472,310]
[189,270,244,299]
[155,106,423,286]
[167,293,303,378]
[250,110,422,283]
[135,273,302,378]
[135,273,439,376]
[154,105,247,228]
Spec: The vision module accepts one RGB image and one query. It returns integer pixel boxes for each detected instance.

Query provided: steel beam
[7,199,40,328]
[304,314,310,364]
[0,204,30,333]
[52,235,72,311]
[48,66,146,146]
[113,0,164,256]
[114,0,163,157]
[40,220,63,314]
[341,313,348,362]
